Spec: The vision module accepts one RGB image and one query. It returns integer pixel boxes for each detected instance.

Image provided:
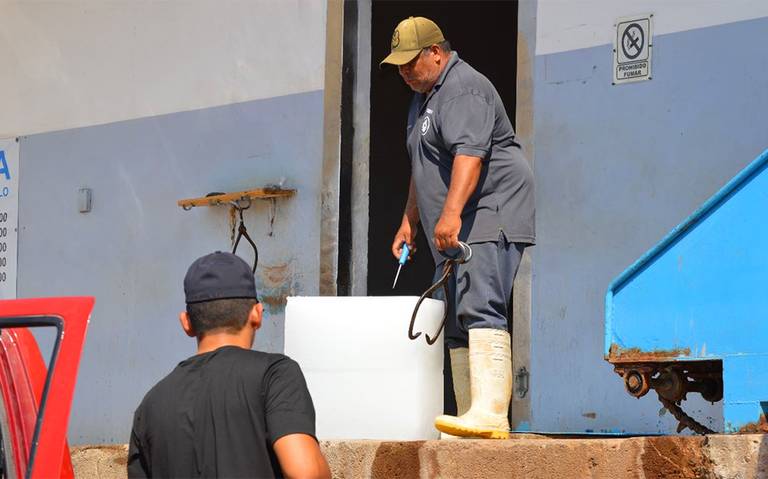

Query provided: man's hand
[392,221,417,260]
[433,212,461,251]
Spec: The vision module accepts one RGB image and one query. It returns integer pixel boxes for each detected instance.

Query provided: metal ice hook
[408,242,472,345]
[230,200,258,273]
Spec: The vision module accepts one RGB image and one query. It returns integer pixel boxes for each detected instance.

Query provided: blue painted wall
[605,150,768,432]
[18,91,324,443]
[531,17,768,433]
[607,150,768,358]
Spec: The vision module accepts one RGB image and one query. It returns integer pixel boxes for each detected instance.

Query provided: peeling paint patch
[262,263,290,286]
[257,261,299,314]
[261,294,289,314]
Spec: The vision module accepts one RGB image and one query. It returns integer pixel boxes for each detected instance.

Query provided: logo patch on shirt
[420,116,431,136]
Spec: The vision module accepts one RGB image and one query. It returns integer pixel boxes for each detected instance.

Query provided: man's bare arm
[391,177,421,259]
[433,155,482,250]
[273,433,331,479]
[404,177,420,226]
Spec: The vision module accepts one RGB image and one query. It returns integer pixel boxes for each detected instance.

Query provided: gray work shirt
[406,52,535,262]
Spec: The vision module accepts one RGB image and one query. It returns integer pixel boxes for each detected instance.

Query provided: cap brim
[379,49,421,67]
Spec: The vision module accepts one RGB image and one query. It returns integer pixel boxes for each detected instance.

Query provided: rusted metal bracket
[613,360,722,434]
[178,187,296,272]
[177,188,296,210]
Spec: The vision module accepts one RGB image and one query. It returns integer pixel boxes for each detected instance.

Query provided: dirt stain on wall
[258,261,298,314]
[371,441,424,479]
[641,436,712,479]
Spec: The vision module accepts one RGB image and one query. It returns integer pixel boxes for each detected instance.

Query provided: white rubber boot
[439,347,470,440]
[434,329,511,439]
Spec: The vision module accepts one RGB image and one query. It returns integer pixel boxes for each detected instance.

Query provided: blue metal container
[605,149,768,433]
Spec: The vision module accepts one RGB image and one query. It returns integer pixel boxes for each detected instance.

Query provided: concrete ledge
[72,435,768,478]
[71,445,128,479]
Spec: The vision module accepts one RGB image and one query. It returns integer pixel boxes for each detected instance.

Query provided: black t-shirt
[127,346,316,478]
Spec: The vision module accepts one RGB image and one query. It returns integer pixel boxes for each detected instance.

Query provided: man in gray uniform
[382,16,535,439]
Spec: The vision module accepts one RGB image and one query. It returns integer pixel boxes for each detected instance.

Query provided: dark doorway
[367,0,519,297]
[367,1,519,415]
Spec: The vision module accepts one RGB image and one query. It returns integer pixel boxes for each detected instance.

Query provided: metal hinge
[515,366,529,399]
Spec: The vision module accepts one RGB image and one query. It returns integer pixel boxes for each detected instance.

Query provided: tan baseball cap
[380,16,445,66]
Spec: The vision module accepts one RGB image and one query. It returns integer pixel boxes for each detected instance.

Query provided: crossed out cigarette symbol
[622,23,644,60]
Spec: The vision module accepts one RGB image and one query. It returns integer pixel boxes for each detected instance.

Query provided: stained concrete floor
[72,435,768,479]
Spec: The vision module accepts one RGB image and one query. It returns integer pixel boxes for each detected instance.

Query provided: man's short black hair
[186,298,258,335]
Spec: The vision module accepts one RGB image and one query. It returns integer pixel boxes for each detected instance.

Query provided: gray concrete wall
[530,15,768,433]
[511,0,537,431]
[19,91,324,443]
[350,0,372,296]
[320,0,343,295]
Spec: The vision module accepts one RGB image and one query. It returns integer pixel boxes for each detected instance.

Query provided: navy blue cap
[184,252,258,304]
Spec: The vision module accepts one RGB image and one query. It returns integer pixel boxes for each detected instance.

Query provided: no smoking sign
[613,14,652,84]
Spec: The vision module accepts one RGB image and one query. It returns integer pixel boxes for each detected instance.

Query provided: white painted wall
[536,0,768,54]
[0,0,326,136]
[0,0,334,443]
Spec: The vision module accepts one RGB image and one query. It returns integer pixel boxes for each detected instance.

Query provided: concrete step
[71,435,768,479]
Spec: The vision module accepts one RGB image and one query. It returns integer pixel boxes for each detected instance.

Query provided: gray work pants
[434,234,526,350]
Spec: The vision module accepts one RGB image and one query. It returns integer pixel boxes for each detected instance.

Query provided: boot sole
[435,420,509,439]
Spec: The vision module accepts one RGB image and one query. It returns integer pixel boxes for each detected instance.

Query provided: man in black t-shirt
[127,252,330,479]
